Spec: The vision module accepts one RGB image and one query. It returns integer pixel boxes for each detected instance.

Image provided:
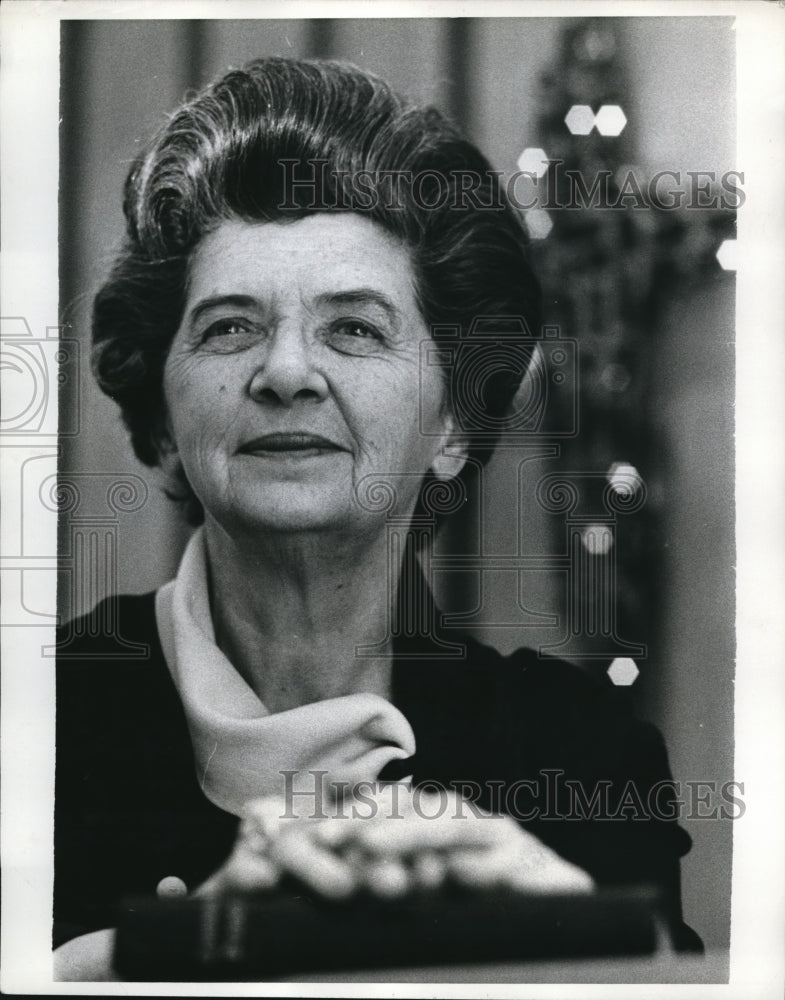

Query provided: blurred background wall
[58,16,735,950]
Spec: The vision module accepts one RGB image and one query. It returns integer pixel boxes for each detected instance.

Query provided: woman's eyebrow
[186,294,260,327]
[185,289,404,329]
[317,289,402,325]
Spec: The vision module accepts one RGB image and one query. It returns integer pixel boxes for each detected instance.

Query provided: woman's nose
[247,328,328,406]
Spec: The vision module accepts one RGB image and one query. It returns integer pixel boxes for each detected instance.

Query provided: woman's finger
[270,826,357,899]
[222,840,282,892]
[311,817,357,849]
[361,856,410,898]
[504,858,595,894]
[446,844,512,889]
[193,838,282,897]
[354,805,506,855]
[312,789,518,858]
[410,850,446,890]
[312,829,412,898]
[502,841,595,895]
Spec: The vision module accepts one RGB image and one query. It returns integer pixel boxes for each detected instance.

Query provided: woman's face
[162,214,461,538]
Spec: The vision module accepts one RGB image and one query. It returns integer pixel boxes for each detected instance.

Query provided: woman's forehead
[187,214,419,308]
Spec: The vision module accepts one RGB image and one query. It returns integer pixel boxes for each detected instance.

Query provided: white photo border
[1,1,783,995]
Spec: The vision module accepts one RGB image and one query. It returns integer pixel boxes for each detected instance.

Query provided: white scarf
[155,529,416,817]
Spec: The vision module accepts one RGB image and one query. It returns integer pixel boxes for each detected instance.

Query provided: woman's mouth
[238,433,345,456]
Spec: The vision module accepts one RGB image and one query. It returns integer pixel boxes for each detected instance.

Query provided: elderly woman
[54,56,699,977]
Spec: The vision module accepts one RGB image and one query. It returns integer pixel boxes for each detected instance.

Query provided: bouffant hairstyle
[92,56,540,524]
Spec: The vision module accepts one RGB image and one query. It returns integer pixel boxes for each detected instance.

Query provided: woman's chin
[212,497,375,539]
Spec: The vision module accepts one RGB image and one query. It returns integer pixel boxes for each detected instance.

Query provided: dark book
[114,884,666,981]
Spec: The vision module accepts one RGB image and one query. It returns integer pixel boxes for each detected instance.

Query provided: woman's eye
[198,318,260,351]
[328,319,385,354]
[337,320,380,339]
[203,319,254,339]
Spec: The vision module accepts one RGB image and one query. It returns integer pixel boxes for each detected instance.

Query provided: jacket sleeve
[488,649,704,951]
[54,596,239,949]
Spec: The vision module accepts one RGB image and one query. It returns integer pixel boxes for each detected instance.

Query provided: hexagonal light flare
[580,524,614,556]
[564,105,595,136]
[607,657,639,686]
[595,105,627,137]
[607,461,640,494]
[716,239,737,271]
[524,208,553,240]
[516,147,550,179]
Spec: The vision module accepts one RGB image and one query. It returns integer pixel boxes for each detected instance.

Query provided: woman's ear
[152,417,181,482]
[509,342,547,430]
[431,415,469,481]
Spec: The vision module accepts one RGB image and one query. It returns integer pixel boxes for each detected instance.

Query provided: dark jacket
[54,592,702,950]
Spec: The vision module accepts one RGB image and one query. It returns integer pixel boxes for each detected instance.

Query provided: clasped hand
[197,786,593,900]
